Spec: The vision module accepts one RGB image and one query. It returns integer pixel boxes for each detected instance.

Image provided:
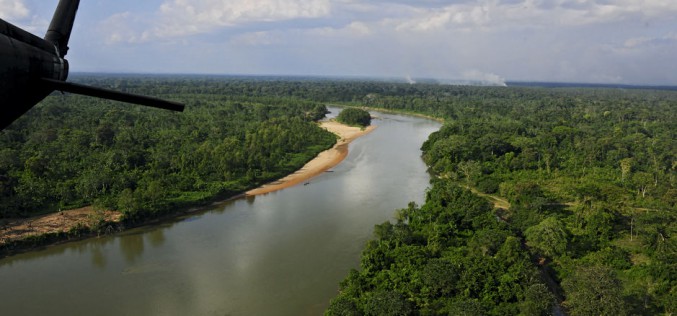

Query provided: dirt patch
[1,207,122,246]
[0,120,375,249]
[463,185,511,210]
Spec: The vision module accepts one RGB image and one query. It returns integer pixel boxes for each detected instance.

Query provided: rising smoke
[460,70,507,86]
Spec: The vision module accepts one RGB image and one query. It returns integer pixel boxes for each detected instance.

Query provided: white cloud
[309,21,372,37]
[101,0,677,43]
[151,0,331,38]
[392,0,677,32]
[0,0,29,20]
[98,0,333,43]
[84,0,677,85]
[160,0,332,23]
[99,12,147,44]
[231,31,281,46]
[345,21,371,36]
[394,2,493,32]
[623,33,677,49]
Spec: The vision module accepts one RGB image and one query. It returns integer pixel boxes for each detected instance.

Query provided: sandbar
[0,121,375,250]
[245,121,376,196]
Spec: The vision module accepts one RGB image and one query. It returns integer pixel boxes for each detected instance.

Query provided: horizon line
[67,72,677,89]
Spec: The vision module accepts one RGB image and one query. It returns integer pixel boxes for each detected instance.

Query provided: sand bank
[0,121,375,250]
[246,121,376,196]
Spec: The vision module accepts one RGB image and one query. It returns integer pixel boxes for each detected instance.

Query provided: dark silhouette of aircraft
[0,0,184,130]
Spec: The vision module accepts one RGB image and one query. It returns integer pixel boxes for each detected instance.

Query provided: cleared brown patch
[463,185,511,210]
[1,121,375,247]
[1,207,122,246]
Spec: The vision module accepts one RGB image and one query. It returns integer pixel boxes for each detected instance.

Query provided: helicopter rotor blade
[44,0,80,57]
[42,78,185,112]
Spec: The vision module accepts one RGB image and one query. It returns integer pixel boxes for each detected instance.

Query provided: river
[0,109,441,315]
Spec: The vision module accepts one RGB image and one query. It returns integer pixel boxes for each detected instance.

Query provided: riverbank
[0,206,122,242]
[0,120,375,256]
[0,108,440,316]
[246,120,376,195]
[326,104,445,123]
[0,206,124,258]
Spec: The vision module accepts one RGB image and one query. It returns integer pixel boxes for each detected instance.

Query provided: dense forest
[337,108,372,127]
[325,81,676,315]
[327,181,555,315]
[1,75,674,314]
[0,75,335,223]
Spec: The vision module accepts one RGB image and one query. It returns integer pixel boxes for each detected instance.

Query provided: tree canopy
[337,108,371,127]
[1,75,674,314]
[0,76,337,223]
[324,80,676,315]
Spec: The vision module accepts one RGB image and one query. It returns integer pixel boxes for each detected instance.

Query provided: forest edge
[0,119,376,258]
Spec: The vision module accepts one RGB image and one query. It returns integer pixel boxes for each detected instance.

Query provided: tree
[520,283,554,316]
[525,217,568,257]
[562,265,627,316]
[445,299,487,316]
[326,296,360,316]
[337,108,371,127]
[421,258,459,297]
[457,160,481,185]
[620,158,633,182]
[501,181,547,211]
[632,171,653,198]
[363,290,413,316]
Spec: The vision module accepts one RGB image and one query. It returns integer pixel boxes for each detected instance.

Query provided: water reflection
[90,243,107,269]
[120,232,145,264]
[148,228,166,248]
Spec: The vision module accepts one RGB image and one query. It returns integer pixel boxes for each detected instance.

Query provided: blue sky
[3,0,677,85]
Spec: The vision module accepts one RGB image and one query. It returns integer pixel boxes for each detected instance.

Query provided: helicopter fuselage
[0,18,68,129]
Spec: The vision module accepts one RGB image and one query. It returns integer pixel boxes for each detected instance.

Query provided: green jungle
[337,107,372,127]
[1,76,675,315]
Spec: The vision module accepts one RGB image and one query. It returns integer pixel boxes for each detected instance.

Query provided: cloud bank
[13,0,677,85]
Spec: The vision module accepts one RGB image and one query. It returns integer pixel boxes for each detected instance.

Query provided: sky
[2,0,677,85]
